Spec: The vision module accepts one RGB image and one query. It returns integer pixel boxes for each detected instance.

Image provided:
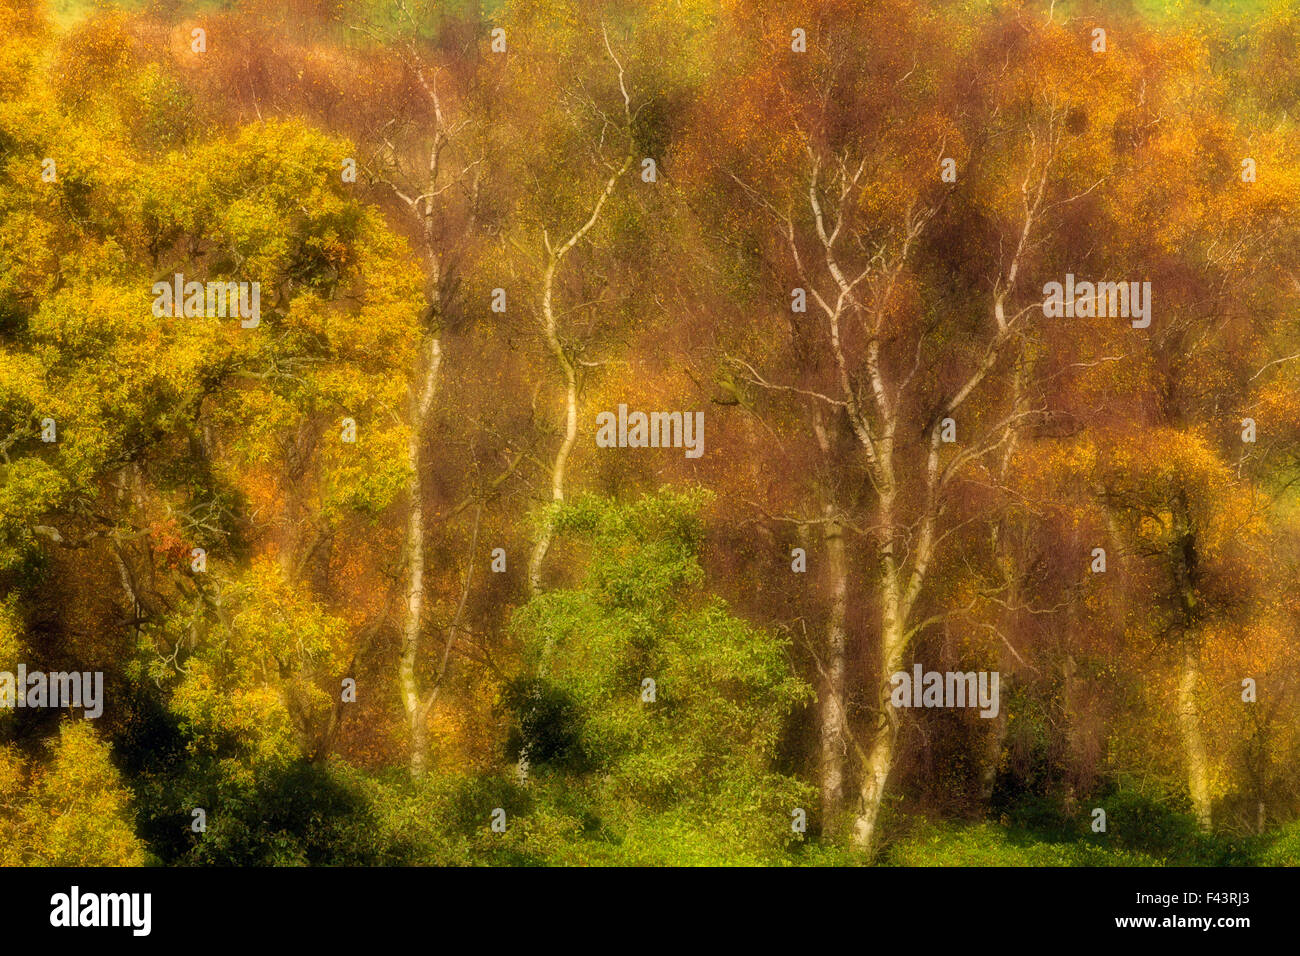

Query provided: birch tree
[683,6,1120,850]
[356,1,493,778]
[519,24,637,595]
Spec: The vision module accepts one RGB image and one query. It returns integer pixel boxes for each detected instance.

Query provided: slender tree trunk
[852,717,899,853]
[526,156,631,596]
[850,524,908,853]
[980,539,1015,804]
[983,379,1022,802]
[400,333,442,779]
[527,272,576,595]
[820,513,848,829]
[1178,642,1212,831]
[1169,491,1211,830]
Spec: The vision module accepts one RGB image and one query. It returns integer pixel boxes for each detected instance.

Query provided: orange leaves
[682,0,958,217]
[54,10,135,91]
[147,515,190,571]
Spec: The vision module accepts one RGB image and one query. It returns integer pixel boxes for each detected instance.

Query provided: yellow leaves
[29,281,136,355]
[1010,433,1099,503]
[1255,376,1300,436]
[1203,617,1296,686]
[168,558,351,770]
[0,348,50,415]
[0,596,20,684]
[0,209,59,303]
[320,414,411,520]
[1092,425,1265,557]
[53,9,135,97]
[9,722,148,866]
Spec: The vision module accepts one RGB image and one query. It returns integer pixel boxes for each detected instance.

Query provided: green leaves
[509,489,813,860]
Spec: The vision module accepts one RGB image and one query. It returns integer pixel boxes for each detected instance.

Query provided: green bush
[884,821,1161,867]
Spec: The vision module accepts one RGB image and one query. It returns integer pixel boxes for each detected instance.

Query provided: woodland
[3,0,1300,866]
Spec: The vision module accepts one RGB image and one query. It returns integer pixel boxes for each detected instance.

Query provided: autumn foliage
[3,0,1300,866]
